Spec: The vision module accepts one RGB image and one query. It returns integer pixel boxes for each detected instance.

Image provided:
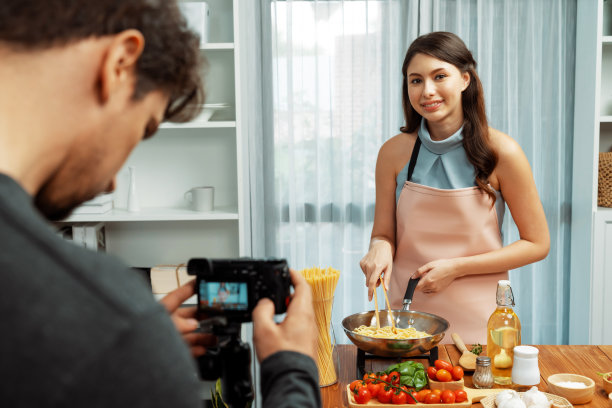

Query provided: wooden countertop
[320,344,612,408]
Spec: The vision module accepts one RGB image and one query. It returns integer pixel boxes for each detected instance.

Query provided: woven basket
[599,152,612,207]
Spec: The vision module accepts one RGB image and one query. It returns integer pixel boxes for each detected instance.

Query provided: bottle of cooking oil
[487,280,521,385]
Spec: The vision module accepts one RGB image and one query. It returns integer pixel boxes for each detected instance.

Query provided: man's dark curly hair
[0,0,204,122]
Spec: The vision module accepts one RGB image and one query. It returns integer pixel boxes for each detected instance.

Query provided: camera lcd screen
[199,281,248,311]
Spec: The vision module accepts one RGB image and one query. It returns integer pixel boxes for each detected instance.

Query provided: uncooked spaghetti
[353,324,431,339]
[299,267,340,387]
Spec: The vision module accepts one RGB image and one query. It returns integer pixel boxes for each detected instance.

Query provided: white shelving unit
[59,0,250,267]
[570,0,612,344]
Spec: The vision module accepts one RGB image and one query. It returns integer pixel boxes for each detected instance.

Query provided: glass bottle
[487,280,521,385]
[473,356,494,389]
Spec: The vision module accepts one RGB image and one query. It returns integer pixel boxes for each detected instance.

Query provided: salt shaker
[511,345,540,391]
[473,356,494,389]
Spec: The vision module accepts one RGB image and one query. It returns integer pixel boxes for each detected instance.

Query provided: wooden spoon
[452,332,477,371]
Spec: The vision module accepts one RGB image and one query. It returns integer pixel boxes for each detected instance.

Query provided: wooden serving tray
[347,386,502,407]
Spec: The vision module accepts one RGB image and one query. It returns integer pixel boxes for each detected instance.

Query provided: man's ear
[98,29,145,104]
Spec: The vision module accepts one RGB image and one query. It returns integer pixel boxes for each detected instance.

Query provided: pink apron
[389,138,507,344]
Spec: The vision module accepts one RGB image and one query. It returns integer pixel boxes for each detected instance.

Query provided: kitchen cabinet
[571,0,612,344]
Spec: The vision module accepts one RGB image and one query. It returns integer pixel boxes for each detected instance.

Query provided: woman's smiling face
[406,52,470,129]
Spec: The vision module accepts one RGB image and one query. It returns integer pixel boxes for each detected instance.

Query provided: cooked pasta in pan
[353,324,431,339]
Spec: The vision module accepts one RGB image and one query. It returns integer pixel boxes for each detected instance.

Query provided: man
[0,1,321,407]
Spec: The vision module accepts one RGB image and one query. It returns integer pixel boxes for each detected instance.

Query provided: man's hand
[251,269,317,362]
[159,279,216,357]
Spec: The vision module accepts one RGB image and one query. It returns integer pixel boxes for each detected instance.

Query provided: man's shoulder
[0,180,199,406]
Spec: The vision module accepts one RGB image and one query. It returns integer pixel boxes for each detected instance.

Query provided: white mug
[184,186,214,212]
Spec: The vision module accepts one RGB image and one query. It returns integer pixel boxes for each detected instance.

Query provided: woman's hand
[359,238,394,301]
[412,258,463,294]
[159,280,217,357]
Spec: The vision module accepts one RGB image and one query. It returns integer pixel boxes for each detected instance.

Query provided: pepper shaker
[473,356,494,389]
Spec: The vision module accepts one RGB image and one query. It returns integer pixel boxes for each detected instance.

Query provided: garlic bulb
[523,386,550,408]
[496,390,519,407]
[499,396,527,408]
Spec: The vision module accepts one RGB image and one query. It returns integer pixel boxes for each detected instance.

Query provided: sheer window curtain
[255,0,576,345]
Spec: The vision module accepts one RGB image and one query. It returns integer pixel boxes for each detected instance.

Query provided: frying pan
[342,278,449,357]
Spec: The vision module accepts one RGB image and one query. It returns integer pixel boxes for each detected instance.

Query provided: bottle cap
[513,345,538,359]
[476,356,491,366]
[496,280,515,306]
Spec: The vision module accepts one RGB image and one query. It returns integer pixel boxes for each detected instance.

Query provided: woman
[360,32,549,343]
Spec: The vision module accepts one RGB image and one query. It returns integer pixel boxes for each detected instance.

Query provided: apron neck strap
[406,137,421,182]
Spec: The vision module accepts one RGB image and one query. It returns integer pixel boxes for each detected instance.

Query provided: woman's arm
[360,133,416,300]
[413,130,550,293]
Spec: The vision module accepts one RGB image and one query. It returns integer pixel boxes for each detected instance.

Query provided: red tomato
[377,385,394,403]
[350,380,365,392]
[354,387,372,404]
[441,390,456,404]
[416,389,432,402]
[363,372,377,384]
[388,371,401,385]
[434,359,453,371]
[436,368,452,382]
[451,366,464,381]
[454,389,468,403]
[367,382,381,398]
[427,366,438,380]
[431,389,442,397]
[392,390,408,404]
[409,391,419,404]
[425,392,442,404]
[378,373,388,383]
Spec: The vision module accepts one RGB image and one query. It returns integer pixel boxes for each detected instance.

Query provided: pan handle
[402,277,420,310]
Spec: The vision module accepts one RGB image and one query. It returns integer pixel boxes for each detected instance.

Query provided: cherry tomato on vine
[436,368,452,382]
[454,389,468,403]
[388,371,401,385]
[392,390,408,404]
[441,390,456,404]
[451,365,464,381]
[367,382,381,398]
[354,387,372,404]
[408,391,418,404]
[427,366,438,380]
[350,380,365,392]
[434,359,453,371]
[363,372,377,384]
[378,372,388,383]
[377,386,394,403]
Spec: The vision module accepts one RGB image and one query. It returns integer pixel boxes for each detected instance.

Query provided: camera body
[187,258,291,323]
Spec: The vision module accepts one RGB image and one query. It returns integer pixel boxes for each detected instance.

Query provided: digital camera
[187,258,291,323]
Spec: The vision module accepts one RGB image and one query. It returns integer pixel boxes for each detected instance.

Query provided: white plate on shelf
[194,103,230,122]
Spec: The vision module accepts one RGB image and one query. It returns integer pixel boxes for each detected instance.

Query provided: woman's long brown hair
[400,31,497,203]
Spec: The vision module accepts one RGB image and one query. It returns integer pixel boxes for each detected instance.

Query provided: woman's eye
[410,78,422,84]
[435,74,447,80]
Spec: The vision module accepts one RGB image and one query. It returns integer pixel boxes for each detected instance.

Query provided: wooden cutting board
[347,386,502,407]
